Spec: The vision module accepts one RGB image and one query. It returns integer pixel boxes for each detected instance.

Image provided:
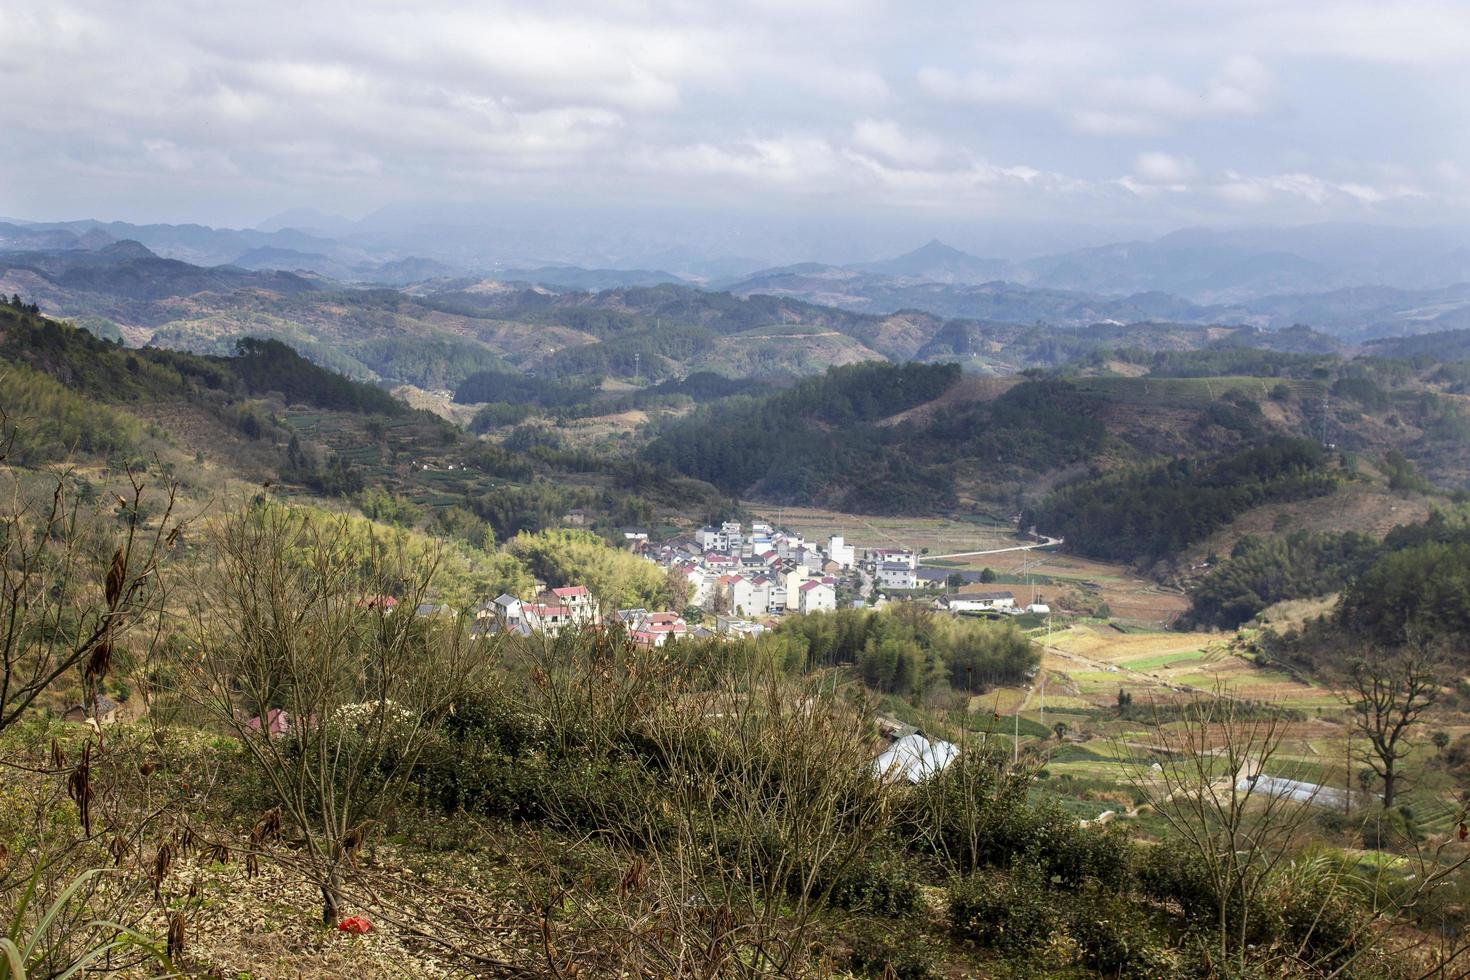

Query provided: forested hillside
[1024,439,1338,566]
[1,307,401,414]
[642,362,974,512]
[0,307,730,541]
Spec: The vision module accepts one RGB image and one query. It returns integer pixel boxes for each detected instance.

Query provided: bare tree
[1341,641,1441,810]
[1128,689,1470,977]
[519,632,893,976]
[1126,693,1319,970]
[177,500,493,925]
[0,410,177,735]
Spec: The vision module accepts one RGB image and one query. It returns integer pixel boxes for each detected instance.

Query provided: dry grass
[747,504,1016,555]
[1037,624,1336,711]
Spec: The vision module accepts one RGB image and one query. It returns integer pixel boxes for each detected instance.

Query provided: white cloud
[0,0,1463,227]
[850,119,945,168]
[916,66,1055,107]
[921,54,1273,140]
[1092,57,1274,124]
[1071,110,1163,138]
[1214,171,1422,209]
[1132,151,1197,185]
[644,137,846,188]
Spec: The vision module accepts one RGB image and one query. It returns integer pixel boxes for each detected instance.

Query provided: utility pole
[1014,685,1027,765]
[1321,389,1331,448]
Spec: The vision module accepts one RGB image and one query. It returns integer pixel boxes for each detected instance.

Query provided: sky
[2,0,1468,256]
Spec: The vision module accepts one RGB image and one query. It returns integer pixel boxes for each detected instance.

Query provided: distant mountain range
[7,219,1470,351]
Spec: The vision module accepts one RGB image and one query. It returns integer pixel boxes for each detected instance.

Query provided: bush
[823,848,925,917]
[900,746,1132,888]
[1066,891,1172,978]
[1269,858,1373,972]
[948,865,1058,953]
[845,925,941,980]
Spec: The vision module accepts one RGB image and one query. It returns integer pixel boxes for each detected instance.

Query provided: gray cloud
[0,0,1464,234]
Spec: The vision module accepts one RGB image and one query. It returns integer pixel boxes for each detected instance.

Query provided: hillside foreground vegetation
[4,409,1470,979]
[6,292,1470,976]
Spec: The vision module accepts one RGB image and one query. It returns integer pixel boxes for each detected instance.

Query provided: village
[459,520,1053,649]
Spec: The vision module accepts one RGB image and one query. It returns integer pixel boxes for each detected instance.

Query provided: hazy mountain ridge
[12,215,1470,303]
[8,236,1470,393]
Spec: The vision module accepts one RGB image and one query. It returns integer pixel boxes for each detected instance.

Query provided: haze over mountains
[8,216,1470,347]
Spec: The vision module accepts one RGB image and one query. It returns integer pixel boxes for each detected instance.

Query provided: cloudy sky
[3,0,1468,251]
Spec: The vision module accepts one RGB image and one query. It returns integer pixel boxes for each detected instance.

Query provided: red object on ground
[337,916,374,934]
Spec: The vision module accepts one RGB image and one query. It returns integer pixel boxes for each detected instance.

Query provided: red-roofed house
[245,708,294,738]
[797,579,836,615]
[526,603,572,635]
[550,585,598,626]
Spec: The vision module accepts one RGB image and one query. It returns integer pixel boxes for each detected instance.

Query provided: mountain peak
[907,238,968,258]
[100,239,158,259]
[854,239,1009,283]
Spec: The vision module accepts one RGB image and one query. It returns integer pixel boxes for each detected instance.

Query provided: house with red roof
[549,584,598,626]
[797,579,836,615]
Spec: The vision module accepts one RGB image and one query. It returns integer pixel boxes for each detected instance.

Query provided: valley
[5,228,1470,978]
[14,4,1470,973]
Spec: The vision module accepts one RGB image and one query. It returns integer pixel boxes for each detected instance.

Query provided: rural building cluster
[449,521,1049,648]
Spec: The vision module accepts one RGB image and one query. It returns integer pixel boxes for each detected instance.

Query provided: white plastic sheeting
[1235,774,1350,811]
[874,733,958,784]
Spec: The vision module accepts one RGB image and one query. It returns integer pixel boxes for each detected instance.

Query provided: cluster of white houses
[657,522,886,620]
[457,521,1047,648]
[470,585,600,638]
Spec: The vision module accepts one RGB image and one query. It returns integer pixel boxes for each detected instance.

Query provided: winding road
[921,535,1063,563]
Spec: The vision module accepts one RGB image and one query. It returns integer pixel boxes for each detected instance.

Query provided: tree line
[1025,437,1337,566]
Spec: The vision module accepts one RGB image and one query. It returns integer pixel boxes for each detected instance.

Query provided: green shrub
[845,924,941,980]
[822,848,924,917]
[1066,891,1172,978]
[948,865,1058,953]
[900,746,1132,887]
[1269,858,1372,972]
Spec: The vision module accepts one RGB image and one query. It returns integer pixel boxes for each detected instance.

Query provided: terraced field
[1067,375,1327,406]
[1039,624,1338,710]
[748,504,1017,555]
[938,548,1189,625]
[280,409,494,508]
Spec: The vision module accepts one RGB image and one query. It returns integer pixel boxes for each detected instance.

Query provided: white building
[966,590,1016,611]
[715,614,767,639]
[695,526,728,552]
[876,562,918,590]
[868,547,917,570]
[722,521,744,554]
[827,535,855,569]
[678,565,712,607]
[549,585,598,626]
[768,585,788,613]
[797,579,836,614]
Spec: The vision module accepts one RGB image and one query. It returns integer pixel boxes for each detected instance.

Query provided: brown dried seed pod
[66,743,94,836]
[253,806,282,842]
[166,911,185,961]
[84,637,112,685]
[153,842,175,898]
[105,546,125,607]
